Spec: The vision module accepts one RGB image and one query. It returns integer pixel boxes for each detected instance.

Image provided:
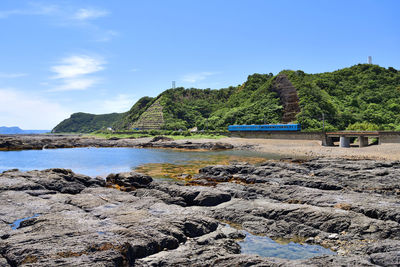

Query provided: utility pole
[322,113,325,132]
[263,115,266,124]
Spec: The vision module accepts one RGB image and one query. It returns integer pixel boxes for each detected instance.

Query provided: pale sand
[193,137,400,161]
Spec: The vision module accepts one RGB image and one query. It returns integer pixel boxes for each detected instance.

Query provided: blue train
[228,124,301,132]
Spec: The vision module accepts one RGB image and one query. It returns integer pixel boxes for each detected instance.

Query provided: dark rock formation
[1,158,400,266]
[139,140,234,150]
[149,136,174,142]
[0,135,235,151]
[106,172,153,191]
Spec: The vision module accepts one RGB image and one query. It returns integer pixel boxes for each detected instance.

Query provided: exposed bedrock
[0,135,234,151]
[1,158,400,266]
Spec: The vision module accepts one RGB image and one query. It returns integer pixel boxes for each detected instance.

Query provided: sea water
[0,147,278,177]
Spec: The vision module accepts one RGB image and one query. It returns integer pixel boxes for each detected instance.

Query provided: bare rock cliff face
[271,74,301,123]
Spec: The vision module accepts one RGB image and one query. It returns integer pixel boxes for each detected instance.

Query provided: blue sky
[0,0,399,129]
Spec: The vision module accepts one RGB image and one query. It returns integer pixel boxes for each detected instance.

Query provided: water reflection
[0,147,279,177]
[239,230,336,260]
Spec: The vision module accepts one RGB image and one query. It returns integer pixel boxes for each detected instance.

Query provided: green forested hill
[52,64,400,133]
[282,64,400,131]
[52,112,124,133]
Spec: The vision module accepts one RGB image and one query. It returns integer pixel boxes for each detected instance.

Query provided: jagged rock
[106,171,153,191]
[152,182,231,207]
[192,190,231,206]
[149,136,174,142]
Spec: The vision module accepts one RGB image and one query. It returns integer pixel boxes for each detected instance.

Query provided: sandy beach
[206,137,400,161]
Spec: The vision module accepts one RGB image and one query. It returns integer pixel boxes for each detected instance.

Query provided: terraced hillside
[131,99,164,130]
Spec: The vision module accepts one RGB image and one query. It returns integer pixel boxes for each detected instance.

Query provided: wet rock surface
[0,134,234,151]
[0,158,399,266]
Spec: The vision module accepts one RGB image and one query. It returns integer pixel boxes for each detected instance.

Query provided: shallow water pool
[0,147,281,177]
[239,230,336,260]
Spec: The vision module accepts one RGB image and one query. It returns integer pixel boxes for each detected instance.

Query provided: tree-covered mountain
[52,112,124,133]
[282,64,400,131]
[52,64,400,133]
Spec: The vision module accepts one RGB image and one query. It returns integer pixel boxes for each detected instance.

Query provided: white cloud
[49,55,105,92]
[0,88,70,129]
[51,55,105,79]
[72,8,109,20]
[0,72,28,78]
[181,72,216,83]
[48,78,98,92]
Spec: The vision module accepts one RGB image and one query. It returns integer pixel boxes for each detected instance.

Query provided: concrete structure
[230,131,323,140]
[231,130,400,147]
[324,131,380,148]
[339,136,350,148]
[378,132,400,144]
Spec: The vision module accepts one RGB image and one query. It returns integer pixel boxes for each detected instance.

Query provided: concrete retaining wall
[379,132,400,144]
[230,131,400,145]
[230,131,323,140]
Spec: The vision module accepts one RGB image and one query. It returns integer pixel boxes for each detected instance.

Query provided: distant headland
[0,126,49,135]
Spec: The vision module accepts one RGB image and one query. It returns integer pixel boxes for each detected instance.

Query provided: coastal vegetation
[88,131,226,140]
[52,64,400,133]
[52,112,124,133]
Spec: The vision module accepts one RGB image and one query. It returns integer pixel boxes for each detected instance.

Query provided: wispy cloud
[49,55,105,92]
[95,30,119,42]
[51,55,105,79]
[181,72,217,83]
[0,72,28,78]
[0,4,108,21]
[0,4,116,42]
[72,8,109,20]
[0,4,58,19]
[49,78,99,92]
[0,88,70,129]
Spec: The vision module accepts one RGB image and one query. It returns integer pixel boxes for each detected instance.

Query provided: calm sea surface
[0,147,278,177]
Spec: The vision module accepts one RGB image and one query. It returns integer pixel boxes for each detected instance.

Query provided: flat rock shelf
[0,158,399,266]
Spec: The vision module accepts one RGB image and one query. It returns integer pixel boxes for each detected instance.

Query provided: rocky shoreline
[0,157,399,266]
[0,135,235,151]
